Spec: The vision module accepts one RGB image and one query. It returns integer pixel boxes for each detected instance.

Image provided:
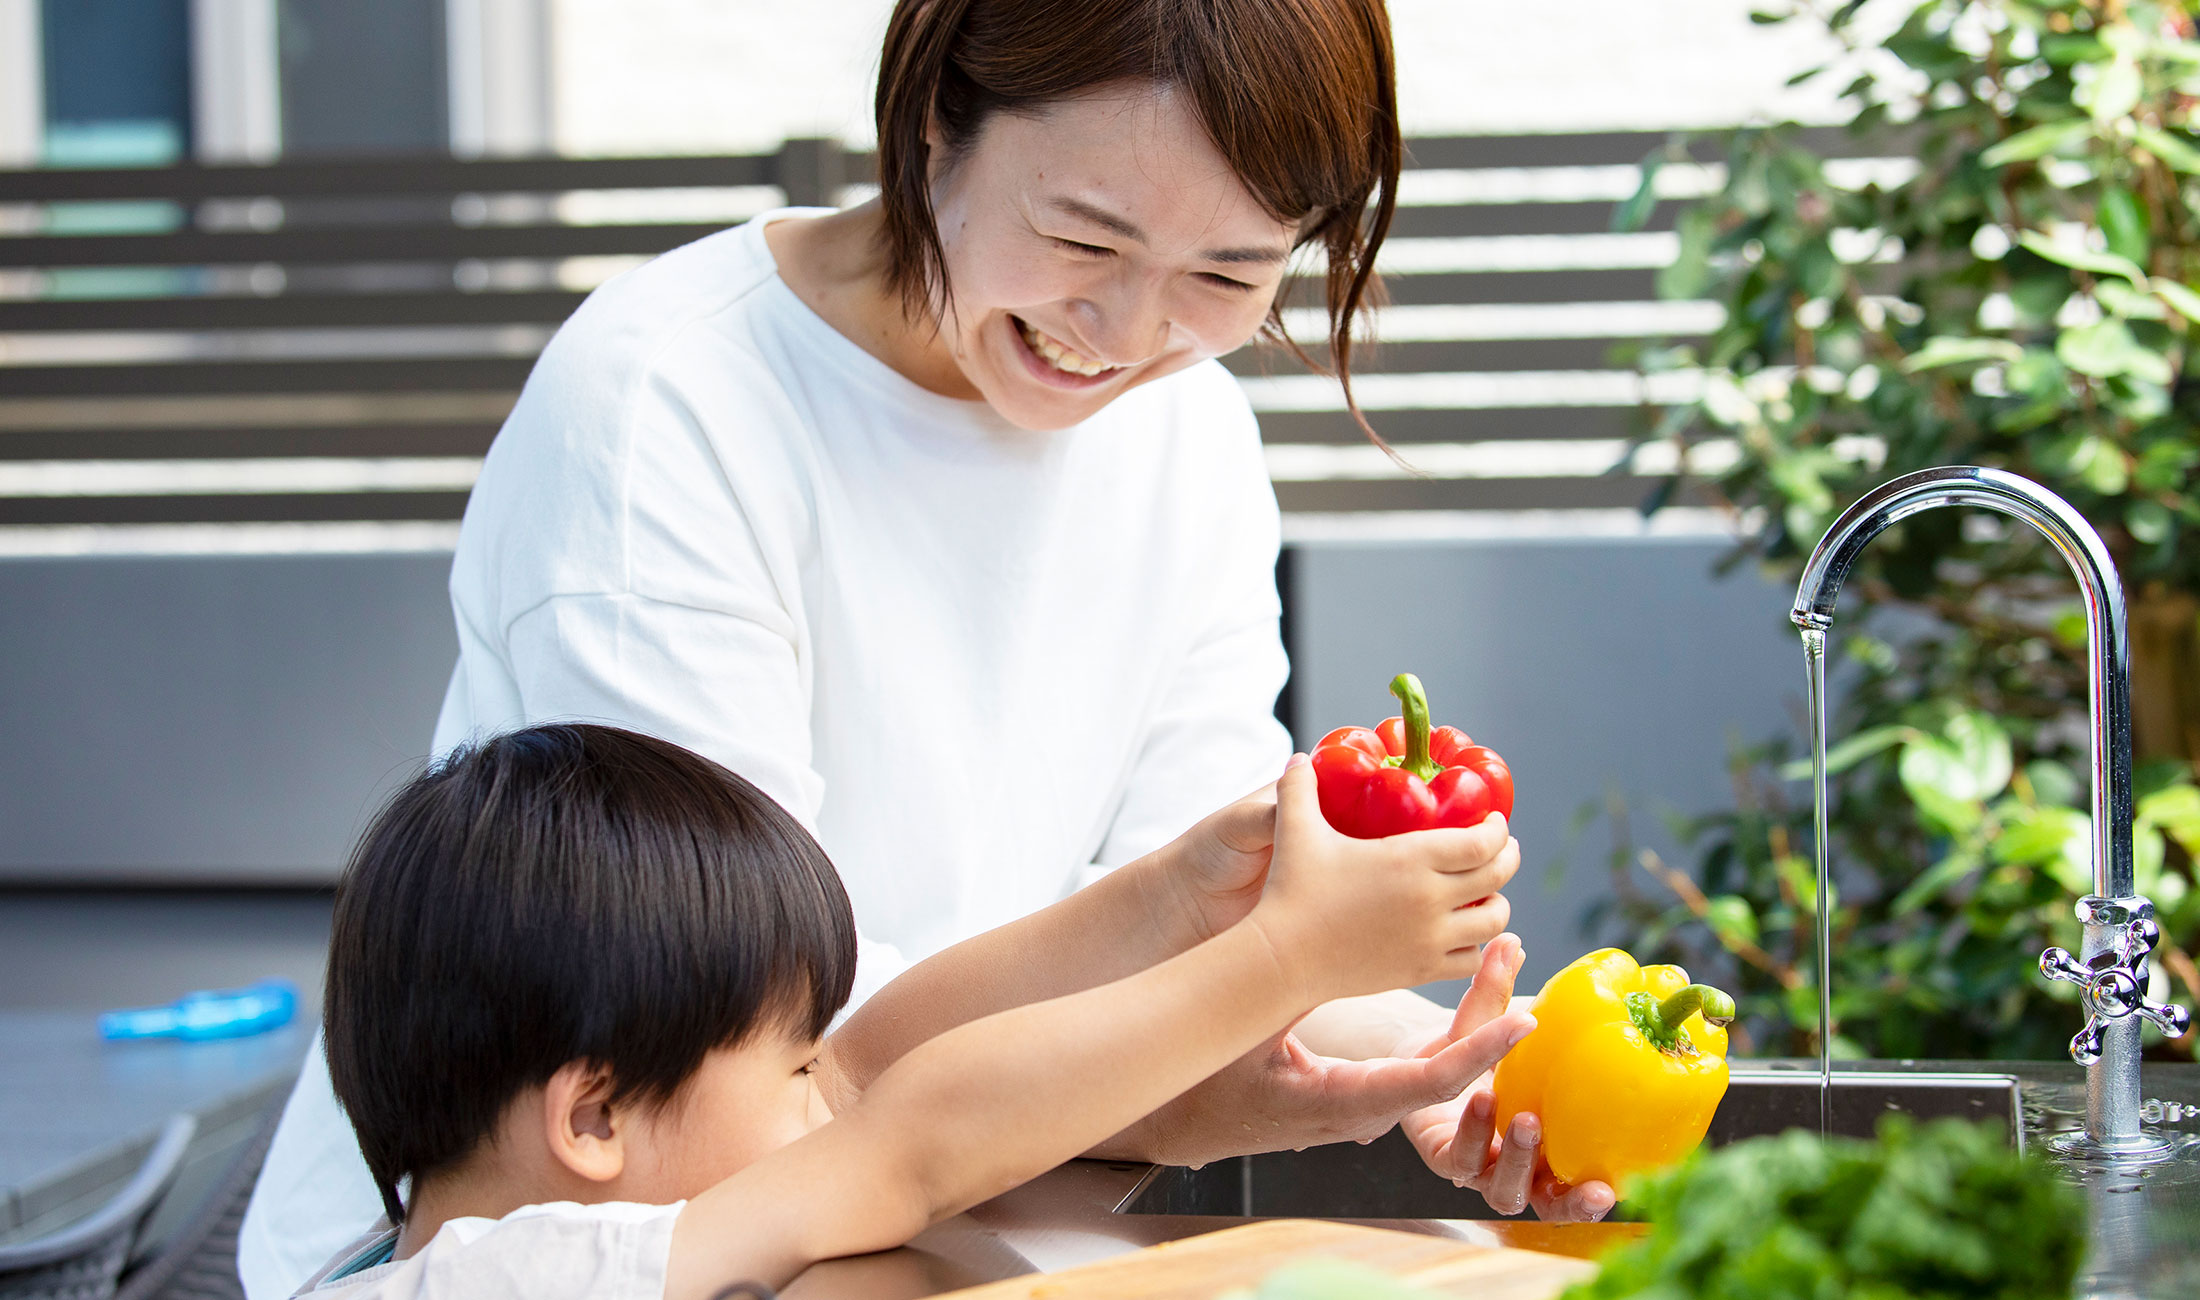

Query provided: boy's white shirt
[293,1202,683,1300]
[239,208,1292,1299]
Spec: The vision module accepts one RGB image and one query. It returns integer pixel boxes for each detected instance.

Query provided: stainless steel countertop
[782,1059,2200,1300]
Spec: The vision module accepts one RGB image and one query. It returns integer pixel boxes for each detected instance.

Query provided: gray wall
[0,554,456,882]
[0,540,1804,984]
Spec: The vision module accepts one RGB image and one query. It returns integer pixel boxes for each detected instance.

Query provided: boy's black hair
[323,723,857,1222]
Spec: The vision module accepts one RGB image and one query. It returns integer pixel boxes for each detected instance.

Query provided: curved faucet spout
[1790,464,2185,1160]
[1790,464,2133,900]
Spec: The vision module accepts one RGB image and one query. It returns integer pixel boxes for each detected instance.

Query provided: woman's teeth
[1016,318,1117,377]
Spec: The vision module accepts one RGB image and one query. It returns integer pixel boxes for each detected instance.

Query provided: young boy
[302,723,1530,1299]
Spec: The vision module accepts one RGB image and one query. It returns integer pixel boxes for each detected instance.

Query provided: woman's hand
[1392,937,1617,1221]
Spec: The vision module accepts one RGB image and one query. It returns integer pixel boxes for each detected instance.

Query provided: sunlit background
[0,0,1934,1270]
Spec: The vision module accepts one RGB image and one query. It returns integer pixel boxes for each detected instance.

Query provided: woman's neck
[764,202,980,401]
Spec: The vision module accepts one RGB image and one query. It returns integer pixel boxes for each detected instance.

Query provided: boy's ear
[543,1060,625,1184]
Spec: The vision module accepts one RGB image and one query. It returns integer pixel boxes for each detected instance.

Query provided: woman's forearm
[820,848,1208,1101]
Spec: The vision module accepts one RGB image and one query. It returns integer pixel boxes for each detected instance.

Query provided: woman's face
[926,83,1300,431]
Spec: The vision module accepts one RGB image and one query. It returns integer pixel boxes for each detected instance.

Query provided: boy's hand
[1248,754,1518,1007]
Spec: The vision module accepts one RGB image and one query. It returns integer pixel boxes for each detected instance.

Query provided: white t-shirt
[294,1203,682,1300]
[239,210,1291,1300]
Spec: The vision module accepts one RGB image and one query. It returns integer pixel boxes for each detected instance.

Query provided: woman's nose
[1069,286,1170,365]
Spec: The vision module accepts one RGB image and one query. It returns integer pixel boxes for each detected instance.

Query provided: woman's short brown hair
[875,0,1400,440]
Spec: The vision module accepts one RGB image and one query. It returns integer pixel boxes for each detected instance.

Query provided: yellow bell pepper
[1490,948,1734,1191]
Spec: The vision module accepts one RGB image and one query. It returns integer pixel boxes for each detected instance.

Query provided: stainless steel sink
[1116,1070,2024,1220]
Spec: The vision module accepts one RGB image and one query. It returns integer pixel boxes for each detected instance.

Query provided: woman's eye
[1200,273,1257,292]
[1051,237,1112,257]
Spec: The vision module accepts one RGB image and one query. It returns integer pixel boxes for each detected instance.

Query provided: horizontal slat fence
[0,129,1897,554]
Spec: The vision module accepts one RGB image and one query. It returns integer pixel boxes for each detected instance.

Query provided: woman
[241,2,1610,1292]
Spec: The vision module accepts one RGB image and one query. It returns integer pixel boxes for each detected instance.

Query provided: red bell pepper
[1311,673,1514,839]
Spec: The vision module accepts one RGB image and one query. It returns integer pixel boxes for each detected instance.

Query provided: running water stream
[1802,626,1833,1138]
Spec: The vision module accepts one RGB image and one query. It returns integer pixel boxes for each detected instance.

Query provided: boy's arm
[814,790,1277,1109]
[664,761,1532,1300]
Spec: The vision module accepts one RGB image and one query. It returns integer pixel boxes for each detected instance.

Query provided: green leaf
[1613,157,1662,234]
[1993,802,2091,893]
[2138,783,2200,857]
[1659,206,1716,300]
[2098,184,2151,266]
[2152,277,2200,324]
[1902,336,2023,372]
[2085,56,2144,123]
[1944,712,2015,798]
[1979,119,2091,167]
[2097,278,2168,321]
[1777,723,1920,780]
[2024,759,2082,808]
[1890,850,1983,915]
[2131,125,2200,174]
[2057,317,2172,385]
[2016,230,2146,285]
[1705,893,1762,949]
[2127,498,2173,544]
[2067,432,2133,494]
[1898,713,2013,834]
[2042,35,2110,66]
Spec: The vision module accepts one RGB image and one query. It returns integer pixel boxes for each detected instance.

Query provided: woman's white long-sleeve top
[238,210,1292,1299]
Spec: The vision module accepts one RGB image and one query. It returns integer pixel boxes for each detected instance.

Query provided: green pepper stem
[1389,673,1439,780]
[1655,984,1737,1034]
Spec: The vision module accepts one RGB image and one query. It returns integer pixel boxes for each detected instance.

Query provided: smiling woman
[870,0,1398,437]
[236,3,1602,1297]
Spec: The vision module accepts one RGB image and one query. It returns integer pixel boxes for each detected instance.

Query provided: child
[302,723,1530,1299]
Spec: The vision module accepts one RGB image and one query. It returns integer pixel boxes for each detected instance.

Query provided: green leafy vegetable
[1561,1118,2083,1300]
[1219,1259,1439,1300]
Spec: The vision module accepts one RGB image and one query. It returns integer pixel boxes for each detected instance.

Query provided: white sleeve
[491,594,917,1017]
[301,1202,681,1300]
[1092,408,1294,874]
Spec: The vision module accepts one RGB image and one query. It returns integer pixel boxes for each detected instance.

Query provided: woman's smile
[1008,314,1132,389]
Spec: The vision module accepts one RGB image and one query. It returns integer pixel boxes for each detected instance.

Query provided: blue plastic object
[98,978,298,1042]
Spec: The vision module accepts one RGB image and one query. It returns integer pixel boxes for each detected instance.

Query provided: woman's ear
[542,1060,625,1184]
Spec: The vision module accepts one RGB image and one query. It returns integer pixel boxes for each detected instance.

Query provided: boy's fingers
[1273,753,1327,841]
[1448,933,1524,1040]
[1403,815,1512,873]
[1444,893,1513,950]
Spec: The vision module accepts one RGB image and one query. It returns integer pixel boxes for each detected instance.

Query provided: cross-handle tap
[1793,464,2189,1162]
[2042,899,2194,1064]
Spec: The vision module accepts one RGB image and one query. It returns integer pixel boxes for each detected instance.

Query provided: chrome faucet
[1791,464,2191,1161]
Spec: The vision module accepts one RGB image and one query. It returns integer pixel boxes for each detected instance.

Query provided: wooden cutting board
[931,1219,1599,1300]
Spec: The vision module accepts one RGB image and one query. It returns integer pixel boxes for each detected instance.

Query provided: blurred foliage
[1589,0,2200,1060]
